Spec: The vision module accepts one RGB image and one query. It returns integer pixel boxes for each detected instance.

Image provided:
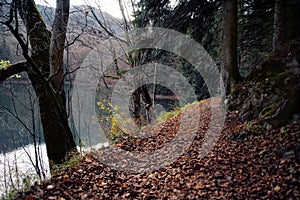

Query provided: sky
[35,0,133,19]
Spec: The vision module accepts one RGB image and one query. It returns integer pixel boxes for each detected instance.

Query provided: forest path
[16,98,299,199]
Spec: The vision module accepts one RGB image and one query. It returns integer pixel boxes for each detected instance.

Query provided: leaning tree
[0,0,76,168]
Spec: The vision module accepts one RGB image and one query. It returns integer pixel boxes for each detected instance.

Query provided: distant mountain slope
[37,4,123,34]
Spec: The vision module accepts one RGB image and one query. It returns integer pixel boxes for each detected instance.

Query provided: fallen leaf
[274,185,281,192]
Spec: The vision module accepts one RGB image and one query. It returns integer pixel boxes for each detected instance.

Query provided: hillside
[0,4,122,66]
[14,97,299,199]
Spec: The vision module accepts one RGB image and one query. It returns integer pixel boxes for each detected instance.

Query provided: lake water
[0,78,95,196]
[0,143,49,196]
[0,78,43,154]
[0,74,178,196]
[0,142,110,196]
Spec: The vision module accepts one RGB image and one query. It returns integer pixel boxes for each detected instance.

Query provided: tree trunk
[141,84,152,123]
[132,88,142,126]
[221,0,242,96]
[131,72,152,127]
[28,74,76,165]
[131,85,152,126]
[49,0,70,109]
[273,0,286,52]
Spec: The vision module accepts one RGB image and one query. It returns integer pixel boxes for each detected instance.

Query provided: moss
[51,151,81,175]
[245,121,269,135]
[259,101,281,120]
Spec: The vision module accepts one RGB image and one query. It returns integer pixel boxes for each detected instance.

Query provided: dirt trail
[16,98,300,199]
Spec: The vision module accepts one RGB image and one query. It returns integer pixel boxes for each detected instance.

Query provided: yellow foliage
[0,60,10,70]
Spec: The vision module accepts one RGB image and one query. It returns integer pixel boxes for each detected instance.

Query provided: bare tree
[0,0,76,169]
[84,1,153,127]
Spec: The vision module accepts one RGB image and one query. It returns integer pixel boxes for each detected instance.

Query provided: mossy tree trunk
[221,0,242,96]
[0,0,76,169]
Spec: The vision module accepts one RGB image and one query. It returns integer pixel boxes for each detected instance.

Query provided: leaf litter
[15,98,299,199]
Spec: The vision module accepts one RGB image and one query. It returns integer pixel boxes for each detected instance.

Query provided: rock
[228,38,300,122]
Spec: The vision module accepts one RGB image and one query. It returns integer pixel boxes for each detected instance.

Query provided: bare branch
[89,7,128,44]
[57,66,80,94]
[0,104,34,137]
[65,14,88,49]
[119,0,129,30]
